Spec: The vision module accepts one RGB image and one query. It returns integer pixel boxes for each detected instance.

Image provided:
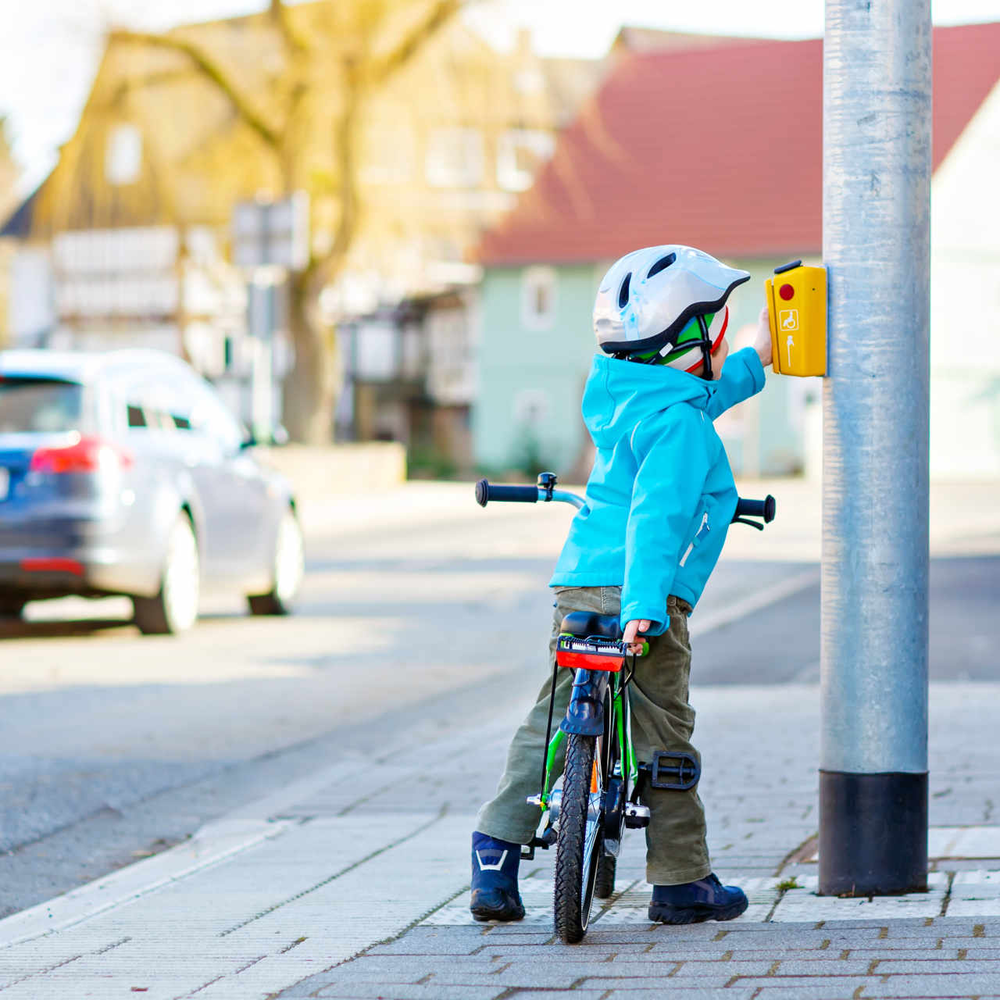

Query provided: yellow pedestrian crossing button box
[765,260,827,377]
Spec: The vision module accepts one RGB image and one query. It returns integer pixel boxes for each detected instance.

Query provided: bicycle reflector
[556,634,625,672]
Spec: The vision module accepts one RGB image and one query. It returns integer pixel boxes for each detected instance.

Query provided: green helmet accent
[632,313,715,366]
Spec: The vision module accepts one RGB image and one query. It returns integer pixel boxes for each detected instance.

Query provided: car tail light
[29,435,133,474]
[20,557,84,575]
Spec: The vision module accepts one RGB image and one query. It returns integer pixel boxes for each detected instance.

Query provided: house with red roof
[472,23,1000,480]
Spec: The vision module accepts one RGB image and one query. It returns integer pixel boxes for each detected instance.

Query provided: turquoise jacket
[549,347,766,634]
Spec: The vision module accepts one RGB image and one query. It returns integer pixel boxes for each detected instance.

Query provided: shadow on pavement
[0,617,135,640]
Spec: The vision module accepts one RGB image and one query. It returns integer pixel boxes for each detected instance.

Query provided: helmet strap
[618,311,718,370]
[696,314,713,381]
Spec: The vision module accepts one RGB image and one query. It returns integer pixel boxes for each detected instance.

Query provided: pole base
[819,770,928,896]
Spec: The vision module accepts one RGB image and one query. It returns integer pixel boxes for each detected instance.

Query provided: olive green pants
[475,585,711,886]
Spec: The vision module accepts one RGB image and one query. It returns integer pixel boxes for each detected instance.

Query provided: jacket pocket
[678,498,716,568]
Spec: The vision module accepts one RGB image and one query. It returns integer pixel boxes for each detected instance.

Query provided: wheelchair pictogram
[779,309,799,331]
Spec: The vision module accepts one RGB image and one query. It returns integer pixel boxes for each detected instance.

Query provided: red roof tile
[478,23,1000,266]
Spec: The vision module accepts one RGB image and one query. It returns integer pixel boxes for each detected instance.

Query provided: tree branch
[106,67,198,108]
[369,0,461,86]
[109,28,281,149]
[270,0,309,55]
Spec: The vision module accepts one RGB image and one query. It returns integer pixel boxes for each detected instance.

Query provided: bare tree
[110,0,461,443]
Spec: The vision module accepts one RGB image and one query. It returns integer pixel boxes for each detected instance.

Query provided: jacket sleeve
[704,347,766,420]
[620,408,711,636]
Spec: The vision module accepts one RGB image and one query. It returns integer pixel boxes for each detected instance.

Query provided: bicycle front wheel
[554,733,603,943]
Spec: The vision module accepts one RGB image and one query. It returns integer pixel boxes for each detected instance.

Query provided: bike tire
[554,733,602,943]
[594,854,617,899]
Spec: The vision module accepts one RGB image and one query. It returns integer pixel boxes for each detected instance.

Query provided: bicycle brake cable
[622,649,637,689]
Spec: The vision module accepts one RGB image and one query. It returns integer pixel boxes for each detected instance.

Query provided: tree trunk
[282,271,338,444]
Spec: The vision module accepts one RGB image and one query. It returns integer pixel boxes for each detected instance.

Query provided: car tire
[0,595,26,620]
[133,514,200,635]
[247,507,304,616]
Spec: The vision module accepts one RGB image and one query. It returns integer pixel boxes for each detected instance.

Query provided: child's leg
[475,585,611,844]
[625,594,712,886]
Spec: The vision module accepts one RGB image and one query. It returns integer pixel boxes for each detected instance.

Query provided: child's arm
[620,408,710,637]
[705,307,771,419]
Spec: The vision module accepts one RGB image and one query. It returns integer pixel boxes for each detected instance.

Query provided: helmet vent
[647,253,676,279]
[618,273,631,309]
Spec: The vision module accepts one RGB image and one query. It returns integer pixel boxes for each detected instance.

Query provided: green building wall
[473,258,810,481]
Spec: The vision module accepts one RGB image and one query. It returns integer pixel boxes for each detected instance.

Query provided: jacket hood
[581,353,716,446]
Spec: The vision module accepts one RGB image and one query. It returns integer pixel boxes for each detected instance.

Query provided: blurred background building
[473,23,1000,481]
[0,2,601,451]
[1,7,998,480]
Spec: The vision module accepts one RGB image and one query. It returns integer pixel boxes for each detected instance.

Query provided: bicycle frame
[475,470,775,938]
[477,471,775,861]
[531,663,638,837]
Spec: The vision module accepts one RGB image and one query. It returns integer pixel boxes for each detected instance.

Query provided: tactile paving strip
[424,870,1000,927]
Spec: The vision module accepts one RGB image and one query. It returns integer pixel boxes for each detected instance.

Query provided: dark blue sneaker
[470,832,524,922]
[648,874,748,924]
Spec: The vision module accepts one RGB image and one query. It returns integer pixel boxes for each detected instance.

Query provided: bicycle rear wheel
[554,733,603,943]
[594,854,617,899]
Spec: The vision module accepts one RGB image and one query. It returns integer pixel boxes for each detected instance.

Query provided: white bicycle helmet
[593,245,750,378]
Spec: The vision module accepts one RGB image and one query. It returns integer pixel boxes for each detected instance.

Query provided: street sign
[232,193,309,272]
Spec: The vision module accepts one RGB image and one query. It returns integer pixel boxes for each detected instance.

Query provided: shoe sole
[647,897,749,925]
[470,902,525,923]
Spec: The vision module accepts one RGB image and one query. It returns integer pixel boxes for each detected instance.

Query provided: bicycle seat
[559,612,622,641]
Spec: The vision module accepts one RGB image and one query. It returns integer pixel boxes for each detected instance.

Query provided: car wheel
[0,595,26,620]
[247,507,304,616]
[133,514,200,635]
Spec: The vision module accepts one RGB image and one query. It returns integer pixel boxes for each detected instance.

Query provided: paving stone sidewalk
[1,683,998,999]
[276,682,1000,1000]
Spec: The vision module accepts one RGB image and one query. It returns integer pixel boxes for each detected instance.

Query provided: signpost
[231,193,309,442]
[820,0,932,895]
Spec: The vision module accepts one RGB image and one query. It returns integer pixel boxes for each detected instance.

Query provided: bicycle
[475,471,775,943]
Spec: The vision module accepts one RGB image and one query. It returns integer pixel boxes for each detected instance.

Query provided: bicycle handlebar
[475,480,539,506]
[475,476,585,509]
[734,495,776,524]
[475,475,774,526]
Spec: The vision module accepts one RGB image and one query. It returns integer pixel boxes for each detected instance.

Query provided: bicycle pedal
[521,834,553,861]
[624,803,651,829]
[641,750,701,791]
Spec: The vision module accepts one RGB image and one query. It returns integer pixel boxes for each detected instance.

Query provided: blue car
[0,349,304,634]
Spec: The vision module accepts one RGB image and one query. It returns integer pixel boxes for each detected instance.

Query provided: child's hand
[754,305,773,368]
[622,619,651,654]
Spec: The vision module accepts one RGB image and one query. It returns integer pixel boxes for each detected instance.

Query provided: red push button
[779,283,795,301]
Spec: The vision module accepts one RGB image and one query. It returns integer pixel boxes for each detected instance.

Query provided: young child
[471,244,774,925]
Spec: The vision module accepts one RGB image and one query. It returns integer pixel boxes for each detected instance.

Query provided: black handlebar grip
[734,495,777,523]
[475,479,539,507]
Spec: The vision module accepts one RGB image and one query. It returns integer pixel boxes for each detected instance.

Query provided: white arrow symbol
[786,334,795,368]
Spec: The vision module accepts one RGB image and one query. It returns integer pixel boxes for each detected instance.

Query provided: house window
[497,130,555,192]
[105,124,143,185]
[361,119,414,184]
[513,388,550,425]
[521,266,557,331]
[425,129,483,188]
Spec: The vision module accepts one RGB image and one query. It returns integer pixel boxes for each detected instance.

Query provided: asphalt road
[0,493,996,919]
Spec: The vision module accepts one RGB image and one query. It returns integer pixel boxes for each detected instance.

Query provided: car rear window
[0,378,85,433]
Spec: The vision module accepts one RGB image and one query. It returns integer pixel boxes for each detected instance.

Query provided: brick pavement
[274,682,1000,1000]
[281,919,1000,998]
[1,683,999,998]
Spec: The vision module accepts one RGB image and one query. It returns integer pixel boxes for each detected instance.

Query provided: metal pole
[248,278,275,443]
[820,0,931,895]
